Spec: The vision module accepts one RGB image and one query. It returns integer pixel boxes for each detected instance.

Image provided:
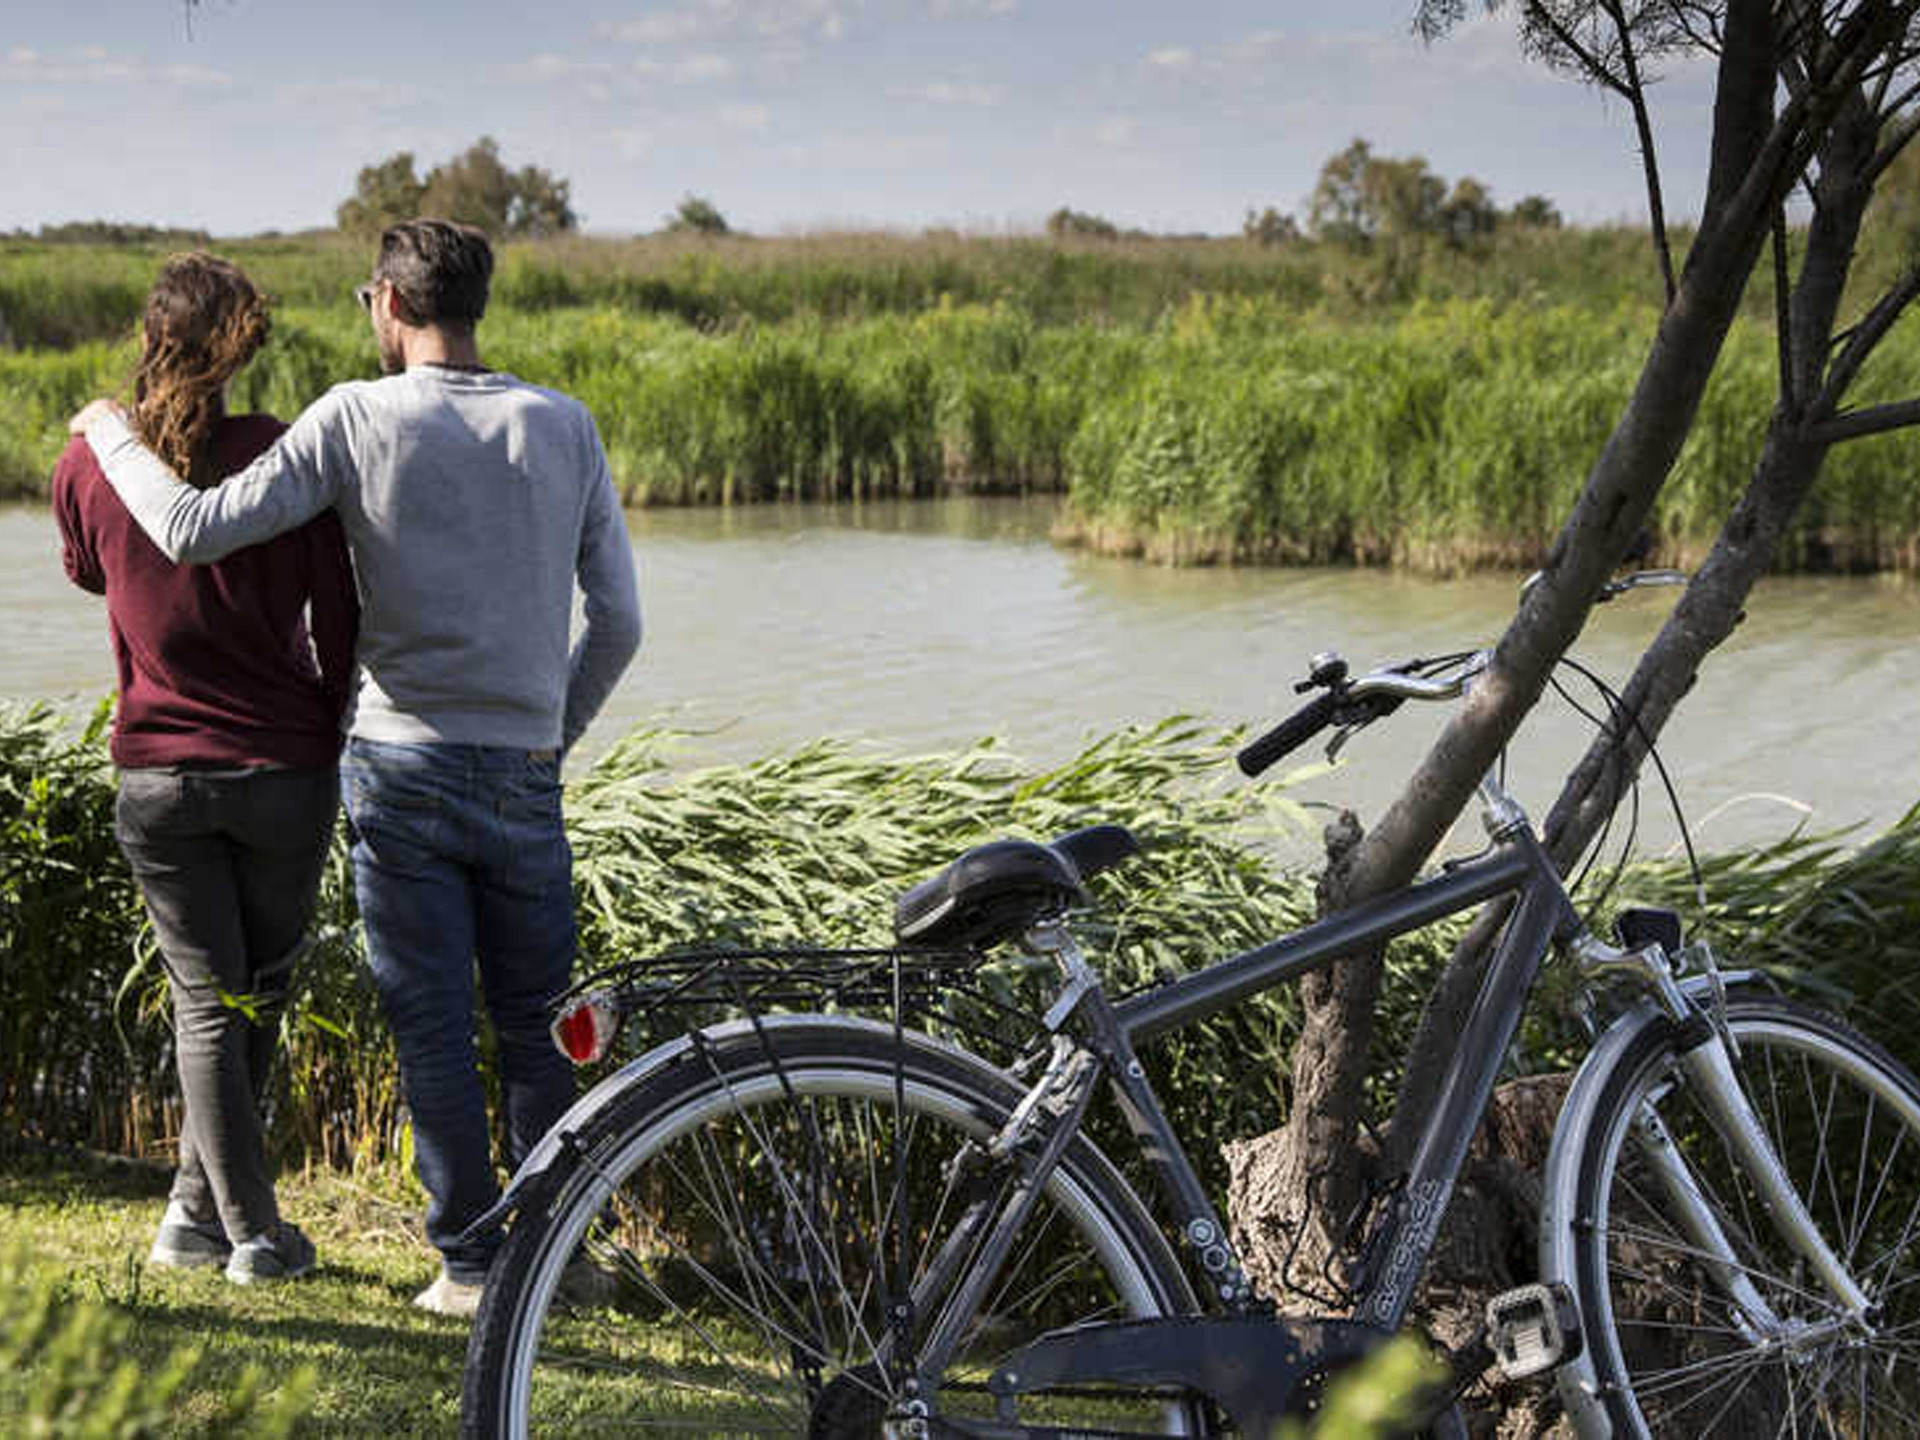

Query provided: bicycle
[460,579,1920,1437]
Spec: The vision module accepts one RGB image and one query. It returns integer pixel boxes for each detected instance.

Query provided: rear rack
[560,945,1046,1061]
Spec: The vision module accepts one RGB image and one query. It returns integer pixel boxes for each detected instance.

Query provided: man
[75,219,642,1316]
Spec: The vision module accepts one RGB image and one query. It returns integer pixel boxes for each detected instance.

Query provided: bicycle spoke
[1577,1001,1920,1439]
[468,1026,1200,1435]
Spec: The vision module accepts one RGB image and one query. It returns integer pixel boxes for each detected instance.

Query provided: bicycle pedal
[1485,1281,1581,1381]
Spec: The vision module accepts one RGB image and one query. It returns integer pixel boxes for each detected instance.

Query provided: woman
[52,253,357,1285]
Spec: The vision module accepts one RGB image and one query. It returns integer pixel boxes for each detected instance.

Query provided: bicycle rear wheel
[462,1016,1210,1436]
[1570,996,1920,1437]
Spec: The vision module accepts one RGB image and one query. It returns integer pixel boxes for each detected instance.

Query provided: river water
[7,496,1918,863]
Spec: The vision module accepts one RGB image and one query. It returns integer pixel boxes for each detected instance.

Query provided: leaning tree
[1227,0,1920,1390]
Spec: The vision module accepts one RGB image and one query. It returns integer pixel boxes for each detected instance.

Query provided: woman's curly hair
[130,253,271,487]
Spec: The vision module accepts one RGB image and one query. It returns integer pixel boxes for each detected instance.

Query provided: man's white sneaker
[413,1271,485,1318]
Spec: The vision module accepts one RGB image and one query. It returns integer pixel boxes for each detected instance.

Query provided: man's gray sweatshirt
[86,367,641,753]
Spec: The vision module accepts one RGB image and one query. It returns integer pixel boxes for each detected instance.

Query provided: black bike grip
[1237,691,1339,777]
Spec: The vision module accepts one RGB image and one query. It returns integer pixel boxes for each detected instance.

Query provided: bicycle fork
[1586,932,1876,1348]
[1636,1029,1874,1348]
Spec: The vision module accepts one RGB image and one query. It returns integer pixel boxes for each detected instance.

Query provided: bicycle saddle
[893,824,1141,950]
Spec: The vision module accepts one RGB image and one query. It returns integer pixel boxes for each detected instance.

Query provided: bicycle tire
[462,1015,1212,1437]
[1569,996,1920,1438]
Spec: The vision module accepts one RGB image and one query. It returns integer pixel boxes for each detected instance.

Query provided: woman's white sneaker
[149,1202,232,1270]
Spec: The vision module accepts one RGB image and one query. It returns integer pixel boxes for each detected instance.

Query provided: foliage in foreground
[0,1237,314,1438]
[0,1152,1440,1440]
[0,1154,476,1436]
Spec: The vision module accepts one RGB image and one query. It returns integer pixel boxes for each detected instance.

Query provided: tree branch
[1522,0,1636,97]
[1819,259,1920,404]
[1806,395,1920,440]
[1607,0,1680,303]
[1864,97,1920,180]
[1775,207,1798,414]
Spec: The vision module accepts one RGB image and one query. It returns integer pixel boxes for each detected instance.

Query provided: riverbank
[10,232,1920,573]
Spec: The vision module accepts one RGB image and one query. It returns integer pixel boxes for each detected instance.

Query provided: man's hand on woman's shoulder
[70,399,126,435]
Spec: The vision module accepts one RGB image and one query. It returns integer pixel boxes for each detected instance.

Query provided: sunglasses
[354,279,383,311]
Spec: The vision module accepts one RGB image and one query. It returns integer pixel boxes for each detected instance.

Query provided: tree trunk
[1226,0,1864,1303]
[1385,75,1888,1171]
[1233,207,1779,1293]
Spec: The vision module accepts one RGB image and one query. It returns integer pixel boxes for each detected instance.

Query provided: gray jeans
[115,765,338,1243]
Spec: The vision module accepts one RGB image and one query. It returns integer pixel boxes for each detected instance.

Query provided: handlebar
[1235,657,1485,777]
[1237,568,1687,779]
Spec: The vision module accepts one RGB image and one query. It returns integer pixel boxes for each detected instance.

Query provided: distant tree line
[6,221,217,246]
[1037,139,1562,249]
[335,137,578,238]
[1298,137,1561,248]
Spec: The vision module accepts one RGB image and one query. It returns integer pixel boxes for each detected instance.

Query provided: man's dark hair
[374,219,494,329]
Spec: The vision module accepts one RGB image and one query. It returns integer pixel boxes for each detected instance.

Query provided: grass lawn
[0,1146,478,1435]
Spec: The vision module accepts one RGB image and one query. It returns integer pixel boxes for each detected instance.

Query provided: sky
[0,0,1721,238]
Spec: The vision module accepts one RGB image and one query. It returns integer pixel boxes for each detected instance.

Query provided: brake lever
[1326,723,1364,763]
[1324,694,1406,762]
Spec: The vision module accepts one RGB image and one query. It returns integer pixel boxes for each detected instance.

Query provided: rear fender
[461,1013,959,1242]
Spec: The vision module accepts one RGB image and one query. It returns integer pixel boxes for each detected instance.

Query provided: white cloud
[678,53,735,82]
[525,52,616,82]
[166,63,234,90]
[895,79,1001,106]
[720,102,771,131]
[1146,47,1194,70]
[1095,116,1134,146]
[607,0,847,46]
[607,7,719,45]
[273,78,391,109]
[5,49,137,85]
[607,126,656,160]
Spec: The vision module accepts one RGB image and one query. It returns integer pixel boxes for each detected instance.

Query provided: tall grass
[10,232,1920,570]
[12,297,1920,568]
[1061,296,1920,572]
[0,703,170,1156]
[1,708,1349,1182]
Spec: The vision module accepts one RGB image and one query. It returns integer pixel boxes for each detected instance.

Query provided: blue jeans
[341,738,576,1283]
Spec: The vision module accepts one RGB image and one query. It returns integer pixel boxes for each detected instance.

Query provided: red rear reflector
[551,993,616,1064]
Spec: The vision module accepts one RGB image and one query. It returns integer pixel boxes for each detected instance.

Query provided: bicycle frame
[911,814,1586,1383]
[916,803,1882,1428]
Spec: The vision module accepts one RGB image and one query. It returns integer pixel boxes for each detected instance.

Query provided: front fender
[1539,970,1764,1438]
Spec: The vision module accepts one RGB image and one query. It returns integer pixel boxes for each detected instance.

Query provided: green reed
[10,226,1920,570]
[11,293,1920,570]
[8,699,1916,1191]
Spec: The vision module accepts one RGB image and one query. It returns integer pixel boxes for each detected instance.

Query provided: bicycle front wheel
[463,1016,1209,1437]
[1570,996,1920,1437]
